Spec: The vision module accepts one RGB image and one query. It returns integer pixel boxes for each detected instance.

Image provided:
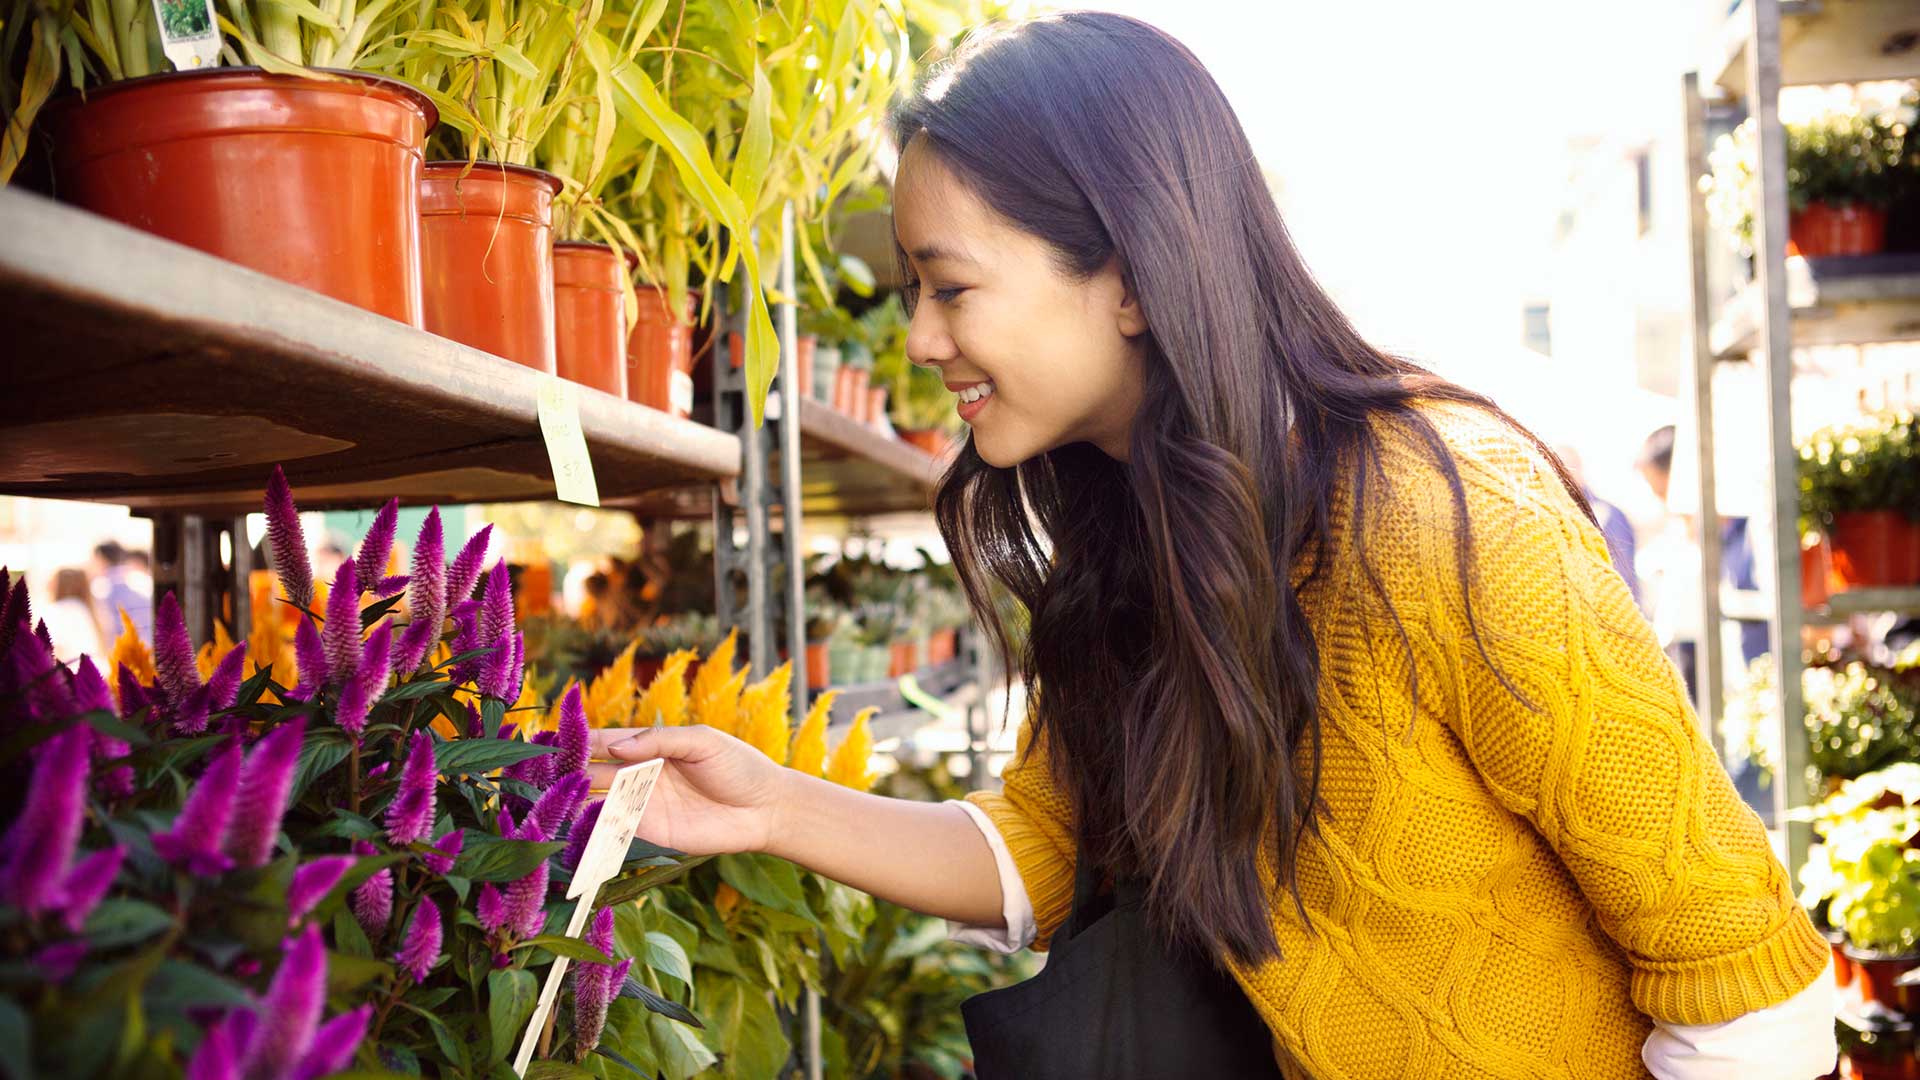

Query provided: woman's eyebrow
[910,243,978,266]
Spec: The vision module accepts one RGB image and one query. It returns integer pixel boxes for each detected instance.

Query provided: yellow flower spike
[195,621,237,682]
[738,661,794,763]
[107,610,155,706]
[527,678,567,732]
[790,690,837,777]
[687,630,738,716]
[715,881,742,921]
[696,669,749,736]
[635,649,696,727]
[825,707,879,792]
[584,641,638,728]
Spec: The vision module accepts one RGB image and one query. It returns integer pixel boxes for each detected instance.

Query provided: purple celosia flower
[475,562,514,696]
[391,509,447,677]
[184,1006,245,1080]
[241,923,327,1080]
[390,617,438,682]
[365,761,390,780]
[562,799,603,870]
[75,658,134,798]
[524,772,588,842]
[354,499,399,596]
[59,846,125,933]
[225,719,305,869]
[394,901,442,984]
[334,620,393,739]
[495,804,516,839]
[72,655,112,713]
[153,592,199,700]
[291,1004,371,1080]
[319,560,361,689]
[502,631,526,703]
[287,855,355,926]
[571,907,623,1060]
[446,599,485,686]
[421,829,463,875]
[464,702,483,740]
[289,618,326,702]
[36,939,89,982]
[445,524,494,605]
[0,568,23,649]
[34,619,52,654]
[476,883,508,932]
[11,628,75,724]
[376,576,410,599]
[153,739,243,876]
[265,465,314,611]
[384,731,436,846]
[505,862,549,940]
[115,662,151,721]
[172,682,214,736]
[349,841,393,940]
[0,726,92,916]
[205,642,248,713]
[505,730,559,792]
[555,686,590,778]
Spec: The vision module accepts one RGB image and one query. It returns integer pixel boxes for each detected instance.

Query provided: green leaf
[235,662,276,707]
[486,967,537,1064]
[513,934,615,965]
[716,853,812,919]
[84,899,173,949]
[291,733,351,803]
[482,697,507,739]
[624,977,701,1029]
[81,710,151,748]
[379,677,454,706]
[0,996,30,1080]
[334,907,373,959]
[145,961,251,1010]
[526,1062,596,1079]
[435,738,558,777]
[452,834,565,883]
[326,952,391,994]
[729,63,774,215]
[642,932,691,989]
[399,1001,467,1072]
[358,592,406,630]
[647,1011,717,1079]
[312,808,382,841]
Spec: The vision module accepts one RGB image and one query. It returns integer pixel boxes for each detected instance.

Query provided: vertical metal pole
[1681,71,1727,753]
[1748,0,1810,870]
[712,283,742,637]
[227,516,253,643]
[779,202,810,724]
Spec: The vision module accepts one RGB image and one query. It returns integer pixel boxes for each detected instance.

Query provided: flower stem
[349,741,362,816]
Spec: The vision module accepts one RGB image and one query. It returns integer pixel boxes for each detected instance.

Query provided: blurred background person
[90,539,151,640]
[44,566,105,666]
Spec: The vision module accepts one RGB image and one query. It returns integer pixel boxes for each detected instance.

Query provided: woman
[594,14,1835,1078]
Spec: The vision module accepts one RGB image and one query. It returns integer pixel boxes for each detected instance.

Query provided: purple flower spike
[0,726,92,916]
[320,560,361,689]
[292,1005,371,1080]
[59,846,126,933]
[480,560,512,648]
[355,499,399,596]
[287,855,355,925]
[403,509,446,652]
[153,592,199,700]
[384,731,436,847]
[8,629,73,724]
[350,862,392,940]
[77,659,134,797]
[505,862,549,940]
[394,901,442,984]
[556,686,590,778]
[33,620,51,654]
[242,923,328,1080]
[335,620,393,740]
[421,829,463,875]
[73,655,113,713]
[390,617,438,680]
[265,465,314,611]
[184,1007,244,1080]
[375,575,410,598]
[0,567,19,640]
[153,739,243,876]
[445,524,494,605]
[572,907,621,1059]
[525,772,588,842]
[35,940,89,982]
[225,720,305,869]
[172,682,214,737]
[563,799,603,870]
[115,662,152,721]
[206,643,248,712]
[476,883,508,932]
[288,618,326,702]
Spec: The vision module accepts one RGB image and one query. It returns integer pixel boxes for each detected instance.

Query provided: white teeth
[960,382,995,404]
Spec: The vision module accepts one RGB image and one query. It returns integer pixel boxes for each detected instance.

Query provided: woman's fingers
[585,760,625,792]
[605,724,711,762]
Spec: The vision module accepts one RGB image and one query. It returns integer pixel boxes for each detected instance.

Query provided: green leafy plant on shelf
[1725,655,1920,795]
[1798,764,1920,956]
[1796,410,1920,532]
[866,293,964,435]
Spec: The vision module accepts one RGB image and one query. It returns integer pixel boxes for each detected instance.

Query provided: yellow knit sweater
[965,401,1828,1080]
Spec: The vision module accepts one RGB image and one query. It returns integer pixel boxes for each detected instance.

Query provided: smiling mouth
[955,380,995,421]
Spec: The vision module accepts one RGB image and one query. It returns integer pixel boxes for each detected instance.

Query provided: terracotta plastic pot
[888,641,913,679]
[812,344,842,404]
[805,641,830,688]
[867,386,889,429]
[1830,511,1918,589]
[1846,946,1920,1015]
[931,627,958,665]
[627,287,697,418]
[1829,933,1856,990]
[1803,535,1834,610]
[848,368,872,421]
[899,429,951,457]
[553,243,633,398]
[43,68,436,326]
[419,161,561,372]
[1791,202,1888,258]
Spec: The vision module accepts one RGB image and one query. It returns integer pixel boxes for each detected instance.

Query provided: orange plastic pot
[1830,511,1916,588]
[867,386,889,428]
[1790,202,1887,258]
[553,242,632,398]
[847,368,871,422]
[43,68,435,326]
[628,287,696,418]
[1802,535,1833,610]
[889,641,914,679]
[805,641,831,688]
[419,161,561,372]
[899,429,951,457]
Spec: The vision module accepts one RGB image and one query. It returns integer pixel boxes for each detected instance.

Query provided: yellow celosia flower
[107,609,155,705]
[789,690,837,777]
[825,707,879,792]
[583,642,638,728]
[737,662,794,763]
[687,630,738,716]
[635,649,696,727]
[695,670,747,735]
[195,620,237,681]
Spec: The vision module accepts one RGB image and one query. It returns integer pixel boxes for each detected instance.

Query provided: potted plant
[1704,104,1909,261]
[1800,765,1920,1015]
[1798,412,1920,588]
[11,1,436,325]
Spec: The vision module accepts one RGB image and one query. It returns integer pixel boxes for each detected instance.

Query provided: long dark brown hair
[895,13,1590,967]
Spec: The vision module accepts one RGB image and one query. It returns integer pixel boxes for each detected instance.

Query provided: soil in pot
[419,161,561,372]
[43,68,437,326]
[627,286,697,418]
[553,242,633,398]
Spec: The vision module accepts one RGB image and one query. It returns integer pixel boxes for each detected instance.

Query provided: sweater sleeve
[962,715,1078,951]
[1394,413,1829,1026]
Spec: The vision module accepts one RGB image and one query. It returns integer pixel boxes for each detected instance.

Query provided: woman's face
[892,138,1150,468]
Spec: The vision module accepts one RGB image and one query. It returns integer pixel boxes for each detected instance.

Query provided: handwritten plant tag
[537,375,599,507]
[512,758,663,1076]
[150,0,221,70]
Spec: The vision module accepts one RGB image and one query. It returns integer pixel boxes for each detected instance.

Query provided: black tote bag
[961,855,1288,1079]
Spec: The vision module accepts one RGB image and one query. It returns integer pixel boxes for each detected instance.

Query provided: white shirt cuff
[1641,957,1838,1079]
[944,798,1038,954]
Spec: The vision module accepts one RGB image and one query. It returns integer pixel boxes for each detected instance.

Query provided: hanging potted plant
[1800,765,1920,1019]
[1785,105,1907,257]
[1798,412,1920,589]
[11,0,436,325]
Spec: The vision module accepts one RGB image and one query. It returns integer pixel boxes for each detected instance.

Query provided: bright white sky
[1085,0,1700,380]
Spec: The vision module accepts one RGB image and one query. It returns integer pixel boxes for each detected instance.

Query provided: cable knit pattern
[964,401,1828,1080]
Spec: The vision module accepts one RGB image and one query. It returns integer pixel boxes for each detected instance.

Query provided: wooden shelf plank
[1708,0,1920,100]
[1710,252,1920,359]
[0,188,740,514]
[1807,586,1920,623]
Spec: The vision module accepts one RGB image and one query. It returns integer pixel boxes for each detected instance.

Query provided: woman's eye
[930,286,966,304]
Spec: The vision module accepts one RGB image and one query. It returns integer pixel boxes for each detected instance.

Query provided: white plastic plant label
[150,0,220,70]
[512,758,664,1076]
[537,375,600,507]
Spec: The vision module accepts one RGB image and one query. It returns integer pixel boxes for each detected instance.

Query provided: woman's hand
[586,725,787,857]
